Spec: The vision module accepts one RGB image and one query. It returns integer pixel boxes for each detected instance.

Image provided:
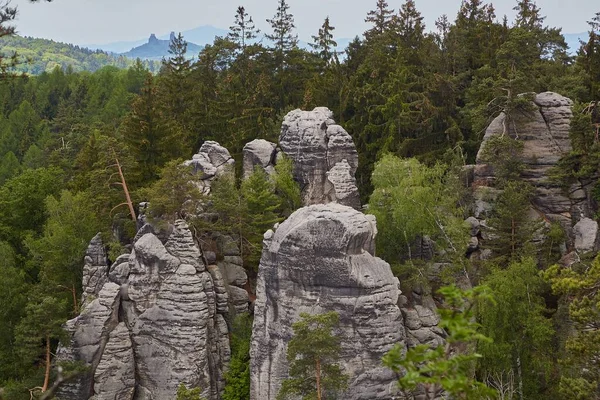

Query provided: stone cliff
[250,204,405,400]
[57,221,231,400]
[469,92,599,256]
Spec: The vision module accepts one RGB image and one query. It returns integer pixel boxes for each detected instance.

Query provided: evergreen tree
[0,150,20,184]
[364,0,395,41]
[265,0,298,70]
[384,285,496,400]
[222,314,253,400]
[14,289,68,393]
[228,6,260,53]
[544,255,600,400]
[25,190,102,314]
[478,258,555,398]
[309,17,338,65]
[144,160,204,221]
[240,167,281,265]
[578,12,600,101]
[277,312,347,400]
[120,75,186,182]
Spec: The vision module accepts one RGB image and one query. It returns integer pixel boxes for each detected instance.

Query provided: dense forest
[1,0,600,399]
[0,35,161,74]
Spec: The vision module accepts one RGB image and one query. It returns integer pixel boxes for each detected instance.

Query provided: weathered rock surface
[57,221,231,400]
[81,233,109,305]
[92,322,135,400]
[184,141,235,194]
[573,217,599,253]
[474,92,575,226]
[250,203,405,400]
[243,139,277,178]
[279,107,361,209]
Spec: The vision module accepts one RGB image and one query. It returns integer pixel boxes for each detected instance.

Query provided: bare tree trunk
[316,358,322,400]
[516,356,524,400]
[42,335,51,392]
[115,157,137,223]
[71,284,79,314]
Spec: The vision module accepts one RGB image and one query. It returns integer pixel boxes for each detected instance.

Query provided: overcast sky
[10,0,599,46]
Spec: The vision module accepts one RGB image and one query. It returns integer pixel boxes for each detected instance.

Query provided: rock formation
[184,140,235,194]
[57,220,231,400]
[471,92,596,252]
[243,139,277,179]
[250,203,405,400]
[279,107,361,209]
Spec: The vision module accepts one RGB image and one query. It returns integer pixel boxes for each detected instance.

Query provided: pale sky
[10,0,599,46]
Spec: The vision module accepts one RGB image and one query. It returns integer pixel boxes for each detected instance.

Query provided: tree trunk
[316,357,322,400]
[115,157,137,222]
[72,284,79,314]
[42,334,51,392]
[517,355,524,400]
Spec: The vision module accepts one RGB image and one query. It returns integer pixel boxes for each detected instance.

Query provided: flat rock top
[534,92,573,107]
[268,203,375,256]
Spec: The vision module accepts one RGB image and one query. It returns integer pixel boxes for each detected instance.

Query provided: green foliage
[278,312,347,400]
[478,258,555,398]
[272,155,301,217]
[368,155,468,276]
[482,180,542,263]
[25,190,102,310]
[384,285,495,400]
[241,167,282,265]
[176,383,205,400]
[223,314,253,400]
[543,255,600,398]
[0,35,160,75]
[144,160,204,221]
[478,135,525,184]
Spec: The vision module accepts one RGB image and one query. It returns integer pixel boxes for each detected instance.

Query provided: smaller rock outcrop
[279,107,361,209]
[57,220,233,400]
[243,139,277,178]
[184,141,235,194]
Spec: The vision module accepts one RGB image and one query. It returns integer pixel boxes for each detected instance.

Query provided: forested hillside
[0,0,600,399]
[0,35,161,74]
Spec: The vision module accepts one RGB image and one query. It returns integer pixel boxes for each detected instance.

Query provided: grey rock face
[279,107,361,209]
[184,141,235,194]
[474,92,575,227]
[573,217,598,253]
[250,203,405,400]
[56,282,121,399]
[57,220,231,400]
[81,233,109,306]
[92,323,135,400]
[325,160,361,210]
[243,139,277,179]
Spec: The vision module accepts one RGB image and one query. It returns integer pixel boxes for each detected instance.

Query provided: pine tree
[15,289,68,393]
[544,255,600,399]
[277,312,347,400]
[228,6,260,53]
[309,17,338,65]
[120,75,186,182]
[364,0,395,41]
[240,167,281,267]
[265,0,298,70]
[479,258,555,398]
[578,12,600,101]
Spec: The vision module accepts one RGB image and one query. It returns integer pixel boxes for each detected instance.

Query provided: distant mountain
[122,32,203,61]
[87,25,228,55]
[0,35,161,74]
